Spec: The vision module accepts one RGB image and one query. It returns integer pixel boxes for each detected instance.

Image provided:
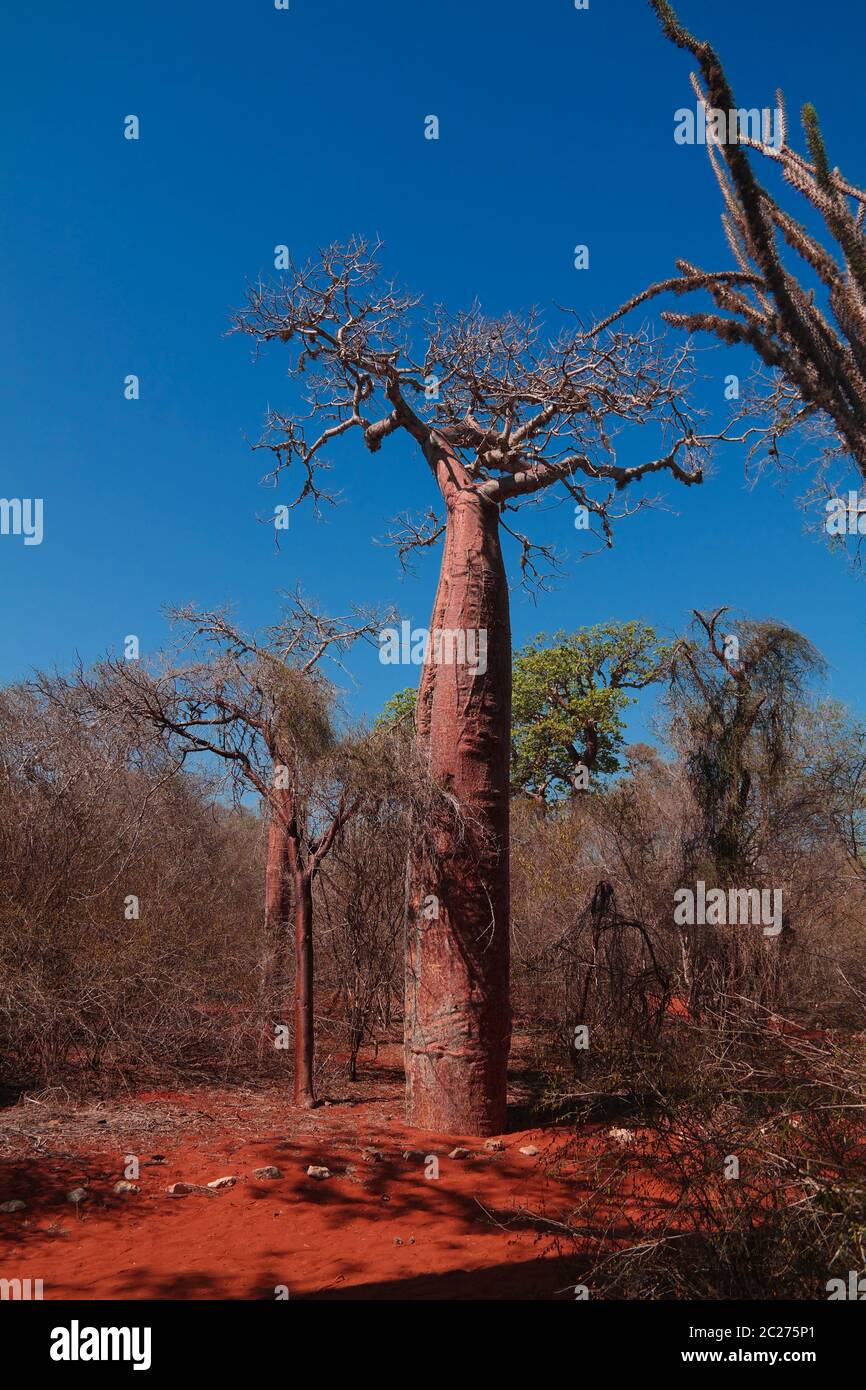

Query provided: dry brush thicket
[2,616,866,1297]
[2,621,864,1098]
[509,668,866,1297]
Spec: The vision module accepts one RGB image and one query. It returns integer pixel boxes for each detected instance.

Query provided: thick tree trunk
[406,455,512,1135]
[292,868,316,1106]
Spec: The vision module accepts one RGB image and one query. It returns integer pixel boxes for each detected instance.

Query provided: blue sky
[3,0,865,746]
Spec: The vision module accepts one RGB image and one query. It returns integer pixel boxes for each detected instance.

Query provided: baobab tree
[232,238,743,1133]
[605,2,866,528]
[65,595,381,1107]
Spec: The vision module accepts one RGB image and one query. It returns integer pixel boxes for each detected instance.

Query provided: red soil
[0,1045,682,1300]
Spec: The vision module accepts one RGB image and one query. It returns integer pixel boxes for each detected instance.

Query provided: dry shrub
[540,1007,866,1299]
[0,685,270,1095]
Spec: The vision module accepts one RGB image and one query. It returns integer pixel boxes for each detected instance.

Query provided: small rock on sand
[0,1200,26,1213]
[67,1188,89,1205]
[607,1127,636,1145]
[518,1145,539,1157]
[252,1166,282,1180]
[207,1176,237,1190]
[306,1165,331,1180]
[483,1139,505,1152]
[113,1181,140,1195]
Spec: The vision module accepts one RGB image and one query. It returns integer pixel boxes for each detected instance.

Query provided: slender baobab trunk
[406,448,512,1135]
[262,790,291,1002]
[291,865,315,1106]
[268,786,316,1107]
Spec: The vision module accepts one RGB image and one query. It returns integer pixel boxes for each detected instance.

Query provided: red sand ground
[0,1044,685,1300]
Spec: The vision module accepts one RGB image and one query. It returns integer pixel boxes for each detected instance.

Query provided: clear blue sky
[3,0,864,745]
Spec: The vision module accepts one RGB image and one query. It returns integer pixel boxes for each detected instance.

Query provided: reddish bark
[264,793,291,939]
[265,787,316,1107]
[291,866,315,1107]
[406,446,512,1135]
[260,791,292,1026]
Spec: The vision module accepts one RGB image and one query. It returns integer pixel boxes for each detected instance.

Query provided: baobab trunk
[292,867,315,1106]
[406,455,512,1135]
[262,790,291,1001]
